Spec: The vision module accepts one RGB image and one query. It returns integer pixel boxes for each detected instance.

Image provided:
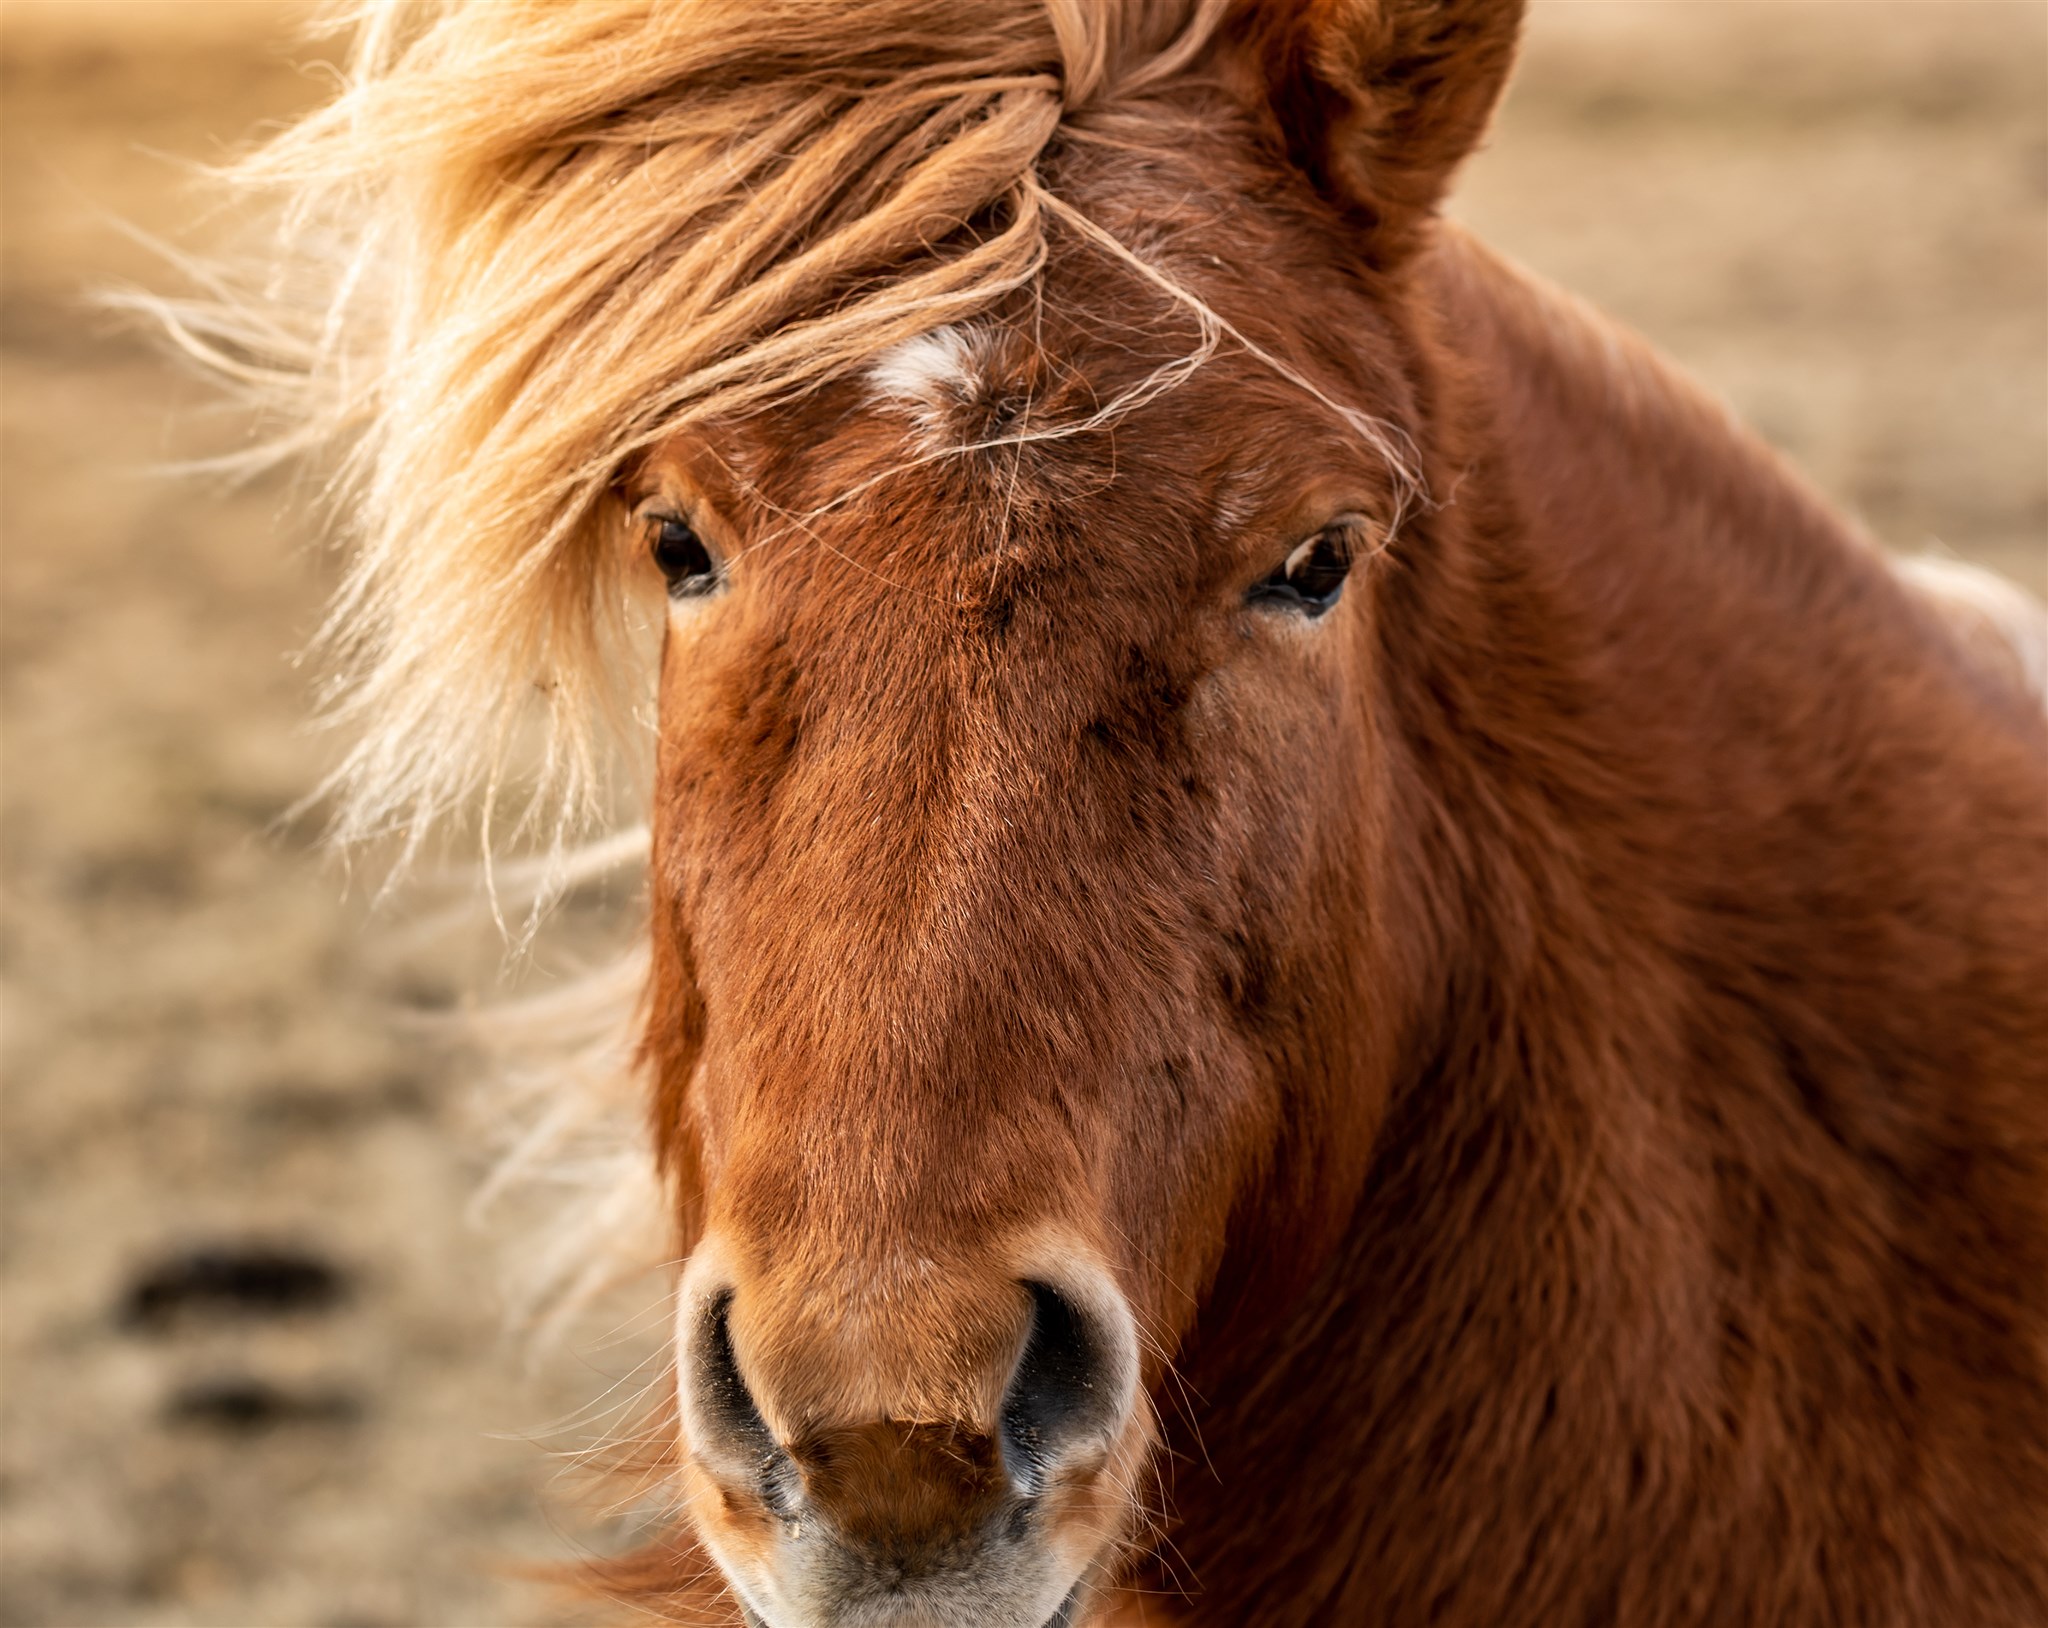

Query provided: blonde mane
[147,0,1270,868]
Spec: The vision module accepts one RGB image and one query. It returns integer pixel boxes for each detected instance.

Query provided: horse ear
[1231,0,1525,264]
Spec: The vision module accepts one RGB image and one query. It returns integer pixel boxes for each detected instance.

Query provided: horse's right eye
[651,516,719,597]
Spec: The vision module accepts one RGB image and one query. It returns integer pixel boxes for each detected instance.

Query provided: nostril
[696,1292,766,1439]
[686,1290,795,1507]
[1001,1281,1114,1494]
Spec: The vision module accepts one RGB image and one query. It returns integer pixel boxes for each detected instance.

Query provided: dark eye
[650,515,719,597]
[1247,526,1354,618]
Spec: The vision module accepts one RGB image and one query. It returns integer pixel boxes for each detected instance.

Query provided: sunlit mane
[138,0,1291,866]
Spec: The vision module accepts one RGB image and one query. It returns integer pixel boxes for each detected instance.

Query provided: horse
[160,0,2048,1622]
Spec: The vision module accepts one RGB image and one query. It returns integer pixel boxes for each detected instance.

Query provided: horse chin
[686,1450,1132,1628]
[730,1581,1084,1628]
[712,1531,1093,1628]
[736,1603,1079,1628]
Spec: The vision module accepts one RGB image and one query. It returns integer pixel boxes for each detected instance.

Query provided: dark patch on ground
[120,1242,350,1332]
[163,1375,364,1434]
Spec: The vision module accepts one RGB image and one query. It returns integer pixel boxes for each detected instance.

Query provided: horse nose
[677,1258,1139,1526]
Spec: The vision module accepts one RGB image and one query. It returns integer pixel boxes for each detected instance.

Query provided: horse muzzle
[676,1240,1143,1628]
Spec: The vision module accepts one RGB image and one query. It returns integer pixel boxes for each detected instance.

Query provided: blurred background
[2,3,2043,1625]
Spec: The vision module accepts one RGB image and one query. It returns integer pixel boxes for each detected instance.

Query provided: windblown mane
[124,6,1461,1497]
[149,0,1271,864]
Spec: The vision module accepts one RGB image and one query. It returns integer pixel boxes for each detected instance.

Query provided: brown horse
[163,0,2048,1623]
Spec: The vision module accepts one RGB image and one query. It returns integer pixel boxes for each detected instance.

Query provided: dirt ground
[2,4,2042,1626]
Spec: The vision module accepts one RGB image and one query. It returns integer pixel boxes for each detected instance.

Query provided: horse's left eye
[1248,527,1353,617]
[650,515,719,597]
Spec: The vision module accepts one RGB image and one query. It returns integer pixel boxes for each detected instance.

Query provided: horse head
[624,3,1521,1620]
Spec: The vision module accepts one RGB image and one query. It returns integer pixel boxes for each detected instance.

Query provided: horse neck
[1148,227,2048,1623]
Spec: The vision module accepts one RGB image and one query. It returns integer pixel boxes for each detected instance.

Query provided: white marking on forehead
[869,324,980,402]
[867,324,986,447]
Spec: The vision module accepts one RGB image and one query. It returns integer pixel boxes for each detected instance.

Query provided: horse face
[632,131,1423,1624]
